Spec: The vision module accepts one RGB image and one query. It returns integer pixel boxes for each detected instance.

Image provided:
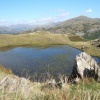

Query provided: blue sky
[0,0,100,26]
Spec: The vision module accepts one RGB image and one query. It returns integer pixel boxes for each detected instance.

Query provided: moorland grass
[0,77,100,100]
[0,31,99,57]
[0,31,68,47]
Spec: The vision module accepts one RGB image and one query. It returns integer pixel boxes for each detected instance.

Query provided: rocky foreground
[0,52,100,100]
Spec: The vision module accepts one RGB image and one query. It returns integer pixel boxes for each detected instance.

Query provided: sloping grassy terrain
[0,65,100,100]
[67,41,100,57]
[68,35,86,42]
[0,31,100,57]
[0,72,100,100]
[0,31,100,99]
[0,31,68,47]
[0,65,13,79]
[64,34,100,57]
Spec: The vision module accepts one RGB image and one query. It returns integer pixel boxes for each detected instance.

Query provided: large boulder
[69,52,100,82]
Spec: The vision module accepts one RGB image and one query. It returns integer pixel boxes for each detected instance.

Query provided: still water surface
[0,45,100,78]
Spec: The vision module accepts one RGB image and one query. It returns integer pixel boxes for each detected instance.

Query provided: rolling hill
[0,31,68,47]
[32,16,100,40]
[0,16,100,40]
[46,16,100,40]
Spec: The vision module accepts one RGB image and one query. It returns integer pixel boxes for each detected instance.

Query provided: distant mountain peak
[46,16,100,40]
[77,15,89,18]
[71,15,92,22]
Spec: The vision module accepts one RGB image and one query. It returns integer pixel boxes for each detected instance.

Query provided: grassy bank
[0,31,68,47]
[0,67,100,100]
[0,31,100,57]
[0,75,100,100]
[0,65,13,79]
[0,30,100,100]
[65,34,100,57]
[68,41,100,57]
[0,59,100,100]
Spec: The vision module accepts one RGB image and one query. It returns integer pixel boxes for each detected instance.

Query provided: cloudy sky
[0,0,100,26]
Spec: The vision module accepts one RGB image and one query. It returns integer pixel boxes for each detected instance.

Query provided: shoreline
[0,32,100,57]
[0,43,100,57]
[0,44,100,58]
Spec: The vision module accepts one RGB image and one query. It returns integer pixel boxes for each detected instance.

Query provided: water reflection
[0,45,99,79]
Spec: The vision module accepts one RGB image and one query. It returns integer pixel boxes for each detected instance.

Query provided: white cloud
[39,17,54,21]
[58,9,65,12]
[29,20,36,23]
[0,20,11,26]
[56,9,70,18]
[0,9,70,26]
[29,10,70,25]
[29,17,54,25]
[58,12,70,17]
[86,9,92,13]
[0,20,6,22]
[0,20,7,22]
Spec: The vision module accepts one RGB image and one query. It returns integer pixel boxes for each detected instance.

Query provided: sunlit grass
[0,31,99,57]
[0,62,100,100]
[0,31,68,47]
[0,77,100,100]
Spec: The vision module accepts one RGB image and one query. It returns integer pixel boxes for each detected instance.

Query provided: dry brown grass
[0,80,100,100]
[0,65,13,79]
[0,64,100,100]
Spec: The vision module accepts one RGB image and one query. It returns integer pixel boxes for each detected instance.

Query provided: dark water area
[0,45,100,80]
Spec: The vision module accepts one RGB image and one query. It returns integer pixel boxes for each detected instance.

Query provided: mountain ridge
[0,16,100,40]
[45,16,100,39]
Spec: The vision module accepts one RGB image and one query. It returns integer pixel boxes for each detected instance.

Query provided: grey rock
[69,52,100,82]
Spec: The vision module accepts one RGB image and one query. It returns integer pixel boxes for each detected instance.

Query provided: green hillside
[0,31,100,100]
[0,31,99,57]
[35,16,100,40]
[0,31,68,47]
[83,30,100,40]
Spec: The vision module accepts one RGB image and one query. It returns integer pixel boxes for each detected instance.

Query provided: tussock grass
[0,78,100,100]
[0,64,100,100]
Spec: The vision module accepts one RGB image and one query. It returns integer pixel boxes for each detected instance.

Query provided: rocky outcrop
[69,52,100,82]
